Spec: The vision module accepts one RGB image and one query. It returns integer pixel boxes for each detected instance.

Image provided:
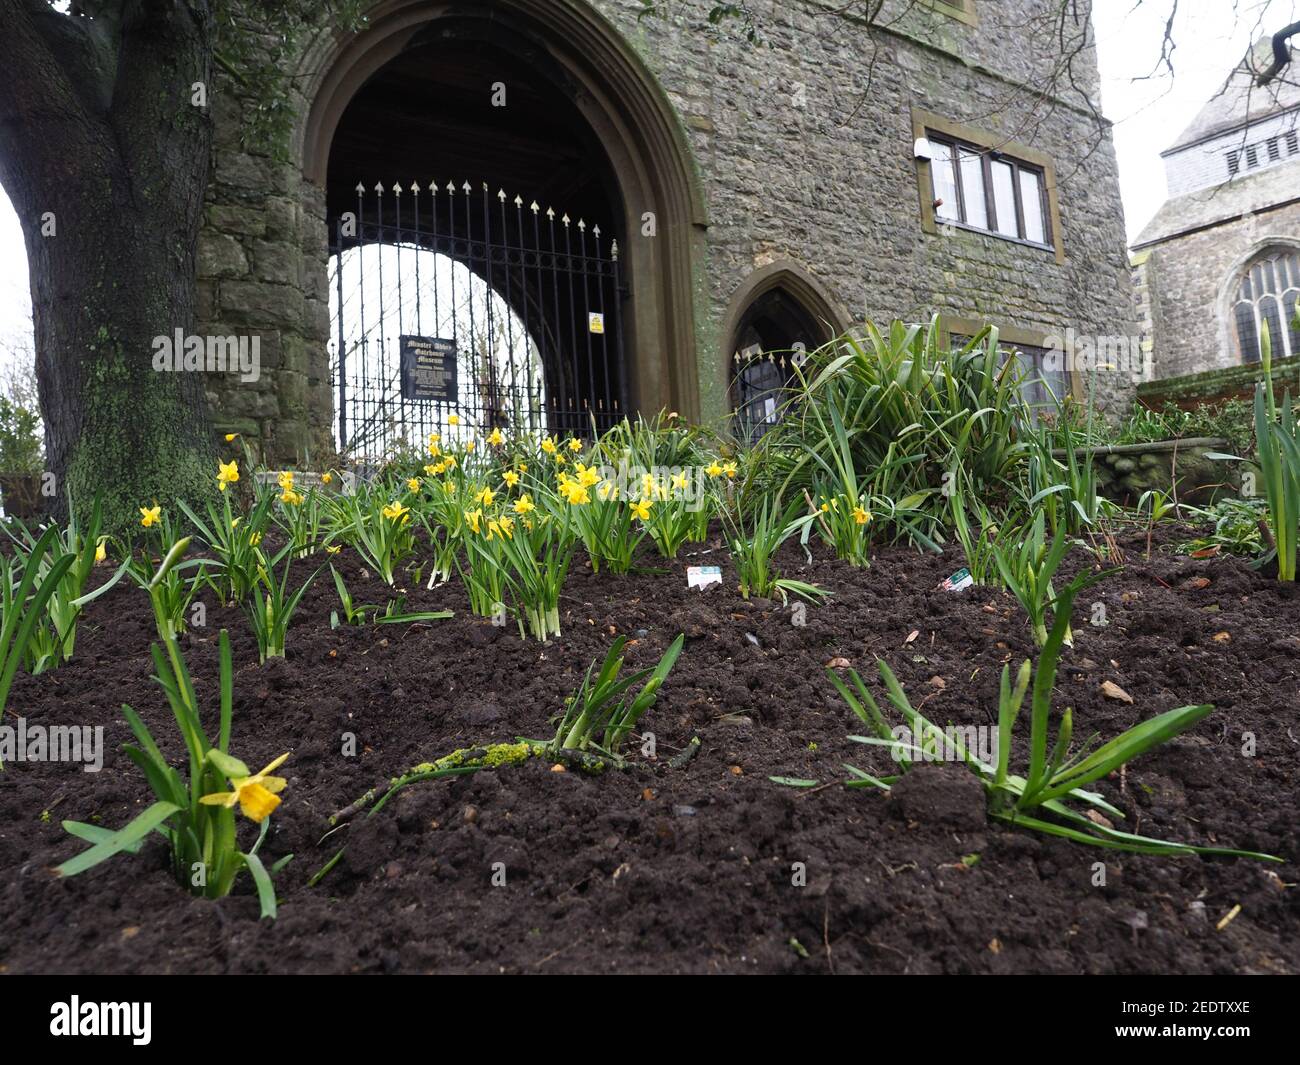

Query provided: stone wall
[197,0,1140,462]
[1135,199,1300,381]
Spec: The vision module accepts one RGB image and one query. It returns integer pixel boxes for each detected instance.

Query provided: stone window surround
[940,315,1083,403]
[912,108,1066,265]
[922,0,978,26]
[1221,239,1300,364]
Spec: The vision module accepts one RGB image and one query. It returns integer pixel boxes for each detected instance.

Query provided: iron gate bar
[329,180,625,459]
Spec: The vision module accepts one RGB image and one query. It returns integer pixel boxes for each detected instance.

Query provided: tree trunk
[0,1,217,531]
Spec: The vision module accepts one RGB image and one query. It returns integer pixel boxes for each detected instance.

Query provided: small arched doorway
[723,264,846,442]
[298,0,707,459]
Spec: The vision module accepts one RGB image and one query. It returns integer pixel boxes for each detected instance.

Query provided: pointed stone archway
[294,0,710,435]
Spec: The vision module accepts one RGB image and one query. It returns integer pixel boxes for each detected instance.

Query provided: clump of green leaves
[548,634,685,760]
[56,540,292,916]
[821,573,1279,860]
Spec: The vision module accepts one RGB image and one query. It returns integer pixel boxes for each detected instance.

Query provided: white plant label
[687,565,722,590]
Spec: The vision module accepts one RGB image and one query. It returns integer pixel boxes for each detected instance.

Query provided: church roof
[1164,34,1300,154]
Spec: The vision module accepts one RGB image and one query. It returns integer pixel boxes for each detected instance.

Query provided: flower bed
[0,526,1295,974]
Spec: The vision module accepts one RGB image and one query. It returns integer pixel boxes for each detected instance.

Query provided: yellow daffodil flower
[567,437,583,453]
[216,460,239,492]
[502,470,520,488]
[498,515,515,538]
[443,481,457,495]
[541,436,557,455]
[199,753,290,823]
[224,432,239,442]
[516,462,528,473]
[326,544,341,555]
[564,483,591,505]
[281,488,304,506]
[448,414,461,426]
[631,498,652,521]
[277,470,294,490]
[249,532,263,546]
[428,432,441,446]
[513,494,536,515]
[466,438,477,453]
[476,485,495,507]
[465,508,483,534]
[853,505,872,525]
[407,477,422,492]
[705,461,723,477]
[444,456,457,470]
[722,461,738,480]
[140,505,161,529]
[322,471,333,485]
[94,539,107,563]
[424,464,438,477]
[428,442,441,458]
[576,463,600,489]
[597,481,617,501]
[671,472,689,491]
[488,428,504,446]
[382,501,410,523]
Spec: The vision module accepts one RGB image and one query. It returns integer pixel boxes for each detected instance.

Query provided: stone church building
[1132,32,1300,386]
[197,0,1140,462]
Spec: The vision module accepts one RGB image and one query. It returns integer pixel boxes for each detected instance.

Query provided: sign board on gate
[400,335,458,403]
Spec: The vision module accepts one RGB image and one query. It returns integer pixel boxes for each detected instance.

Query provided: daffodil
[322,471,333,485]
[488,428,504,447]
[502,470,520,488]
[382,501,410,523]
[277,470,294,491]
[249,531,264,546]
[198,753,290,823]
[853,504,872,526]
[140,505,161,528]
[443,480,457,495]
[216,460,239,492]
[671,471,689,492]
[597,481,618,501]
[428,441,441,458]
[428,432,441,446]
[541,436,558,455]
[563,483,591,505]
[722,461,738,480]
[94,539,107,563]
[516,462,528,473]
[444,456,457,471]
[465,438,477,453]
[567,438,583,453]
[407,477,422,492]
[498,515,515,538]
[476,485,495,507]
[631,498,652,521]
[448,414,461,426]
[705,461,723,478]
[281,488,304,506]
[513,494,536,515]
[424,464,438,477]
[326,544,341,555]
[576,463,600,489]
[224,432,239,442]
[465,508,483,534]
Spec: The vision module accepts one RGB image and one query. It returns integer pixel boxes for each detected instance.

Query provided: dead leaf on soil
[1181,576,1211,591]
[825,657,852,669]
[1212,631,1231,642]
[641,788,656,801]
[1190,546,1220,558]
[928,676,946,689]
[729,765,743,776]
[1101,681,1134,703]
[1085,809,1115,829]
[904,630,919,645]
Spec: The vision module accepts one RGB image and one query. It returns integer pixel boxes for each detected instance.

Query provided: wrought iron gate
[328,181,626,460]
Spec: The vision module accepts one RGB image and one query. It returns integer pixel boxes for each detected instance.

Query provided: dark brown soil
[1,527,1297,974]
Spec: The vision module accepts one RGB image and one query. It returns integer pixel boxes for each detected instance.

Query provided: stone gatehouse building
[1131,32,1300,385]
[198,0,1140,462]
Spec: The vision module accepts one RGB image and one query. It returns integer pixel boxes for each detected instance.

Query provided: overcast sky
[1,0,1298,361]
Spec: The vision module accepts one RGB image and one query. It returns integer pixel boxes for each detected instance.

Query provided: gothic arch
[295,0,708,423]
[1216,236,1300,365]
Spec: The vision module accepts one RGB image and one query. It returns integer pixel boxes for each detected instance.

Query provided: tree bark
[0,0,216,530]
